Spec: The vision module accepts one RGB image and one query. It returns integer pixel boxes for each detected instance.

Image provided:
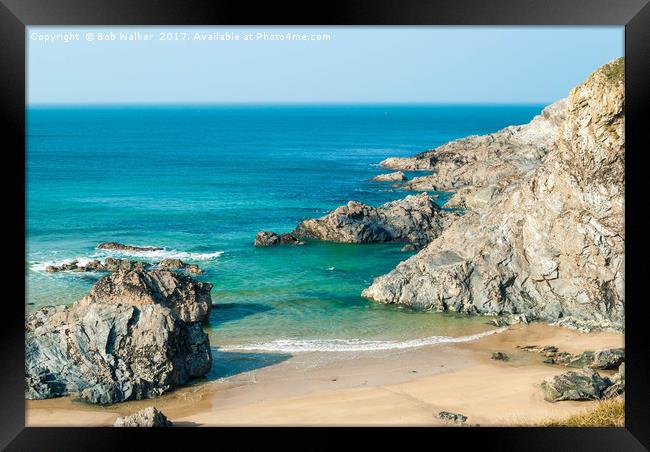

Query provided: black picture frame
[2,0,648,449]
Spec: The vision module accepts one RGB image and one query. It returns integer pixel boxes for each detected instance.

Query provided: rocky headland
[381,98,567,209]
[25,269,213,404]
[362,58,625,331]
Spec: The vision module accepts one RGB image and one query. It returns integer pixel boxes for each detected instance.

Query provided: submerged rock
[97,242,163,252]
[371,171,407,182]
[114,406,173,427]
[292,193,458,248]
[362,58,625,330]
[254,231,304,247]
[25,269,213,404]
[541,368,612,402]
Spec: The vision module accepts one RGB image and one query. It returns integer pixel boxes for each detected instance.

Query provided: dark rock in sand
[602,362,625,399]
[541,368,612,402]
[97,242,163,252]
[438,411,468,424]
[254,231,304,247]
[114,406,173,427]
[491,352,509,361]
[519,345,624,370]
[25,269,213,404]
[592,348,625,370]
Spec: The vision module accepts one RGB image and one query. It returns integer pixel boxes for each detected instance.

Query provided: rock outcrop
[97,242,163,252]
[363,58,625,331]
[254,232,304,247]
[43,258,204,275]
[602,363,625,398]
[114,406,173,427]
[491,352,509,361]
[292,193,458,248]
[25,269,213,404]
[518,345,624,370]
[381,98,566,210]
[438,411,468,424]
[541,368,612,402]
[156,258,204,275]
[371,171,407,182]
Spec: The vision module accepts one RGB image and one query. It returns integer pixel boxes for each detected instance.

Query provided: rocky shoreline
[251,58,625,332]
[26,59,625,420]
[362,58,625,332]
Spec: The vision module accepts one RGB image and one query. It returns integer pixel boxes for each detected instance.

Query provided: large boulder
[541,368,612,402]
[602,362,625,399]
[114,406,173,427]
[592,348,625,370]
[25,269,213,404]
[292,193,458,248]
[363,58,625,330]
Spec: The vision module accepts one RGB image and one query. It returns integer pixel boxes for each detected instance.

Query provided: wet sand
[26,323,623,427]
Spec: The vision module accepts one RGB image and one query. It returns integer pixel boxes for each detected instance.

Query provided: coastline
[26,323,623,426]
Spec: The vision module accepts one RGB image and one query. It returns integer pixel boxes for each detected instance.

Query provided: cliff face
[362,58,625,330]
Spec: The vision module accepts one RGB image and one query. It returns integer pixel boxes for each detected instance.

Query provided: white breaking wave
[30,248,224,272]
[101,248,224,261]
[219,327,508,353]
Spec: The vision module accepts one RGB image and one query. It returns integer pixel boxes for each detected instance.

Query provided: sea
[26,104,544,354]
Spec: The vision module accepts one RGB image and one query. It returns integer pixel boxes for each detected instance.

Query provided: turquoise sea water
[27,104,543,351]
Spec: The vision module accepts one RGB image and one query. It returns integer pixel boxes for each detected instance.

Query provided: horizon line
[27,100,553,107]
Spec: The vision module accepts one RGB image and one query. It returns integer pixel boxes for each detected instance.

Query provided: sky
[27,26,623,105]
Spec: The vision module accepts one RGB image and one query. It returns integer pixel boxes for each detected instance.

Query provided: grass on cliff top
[538,398,624,427]
[601,57,625,83]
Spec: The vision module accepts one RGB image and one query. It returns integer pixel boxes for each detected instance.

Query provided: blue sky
[27,26,623,105]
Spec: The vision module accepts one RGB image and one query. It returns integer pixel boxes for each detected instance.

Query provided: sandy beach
[26,323,623,427]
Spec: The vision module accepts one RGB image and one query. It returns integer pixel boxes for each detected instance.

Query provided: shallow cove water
[27,104,543,352]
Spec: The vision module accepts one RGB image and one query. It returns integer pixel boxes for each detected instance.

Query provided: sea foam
[218,327,508,353]
[30,247,224,272]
